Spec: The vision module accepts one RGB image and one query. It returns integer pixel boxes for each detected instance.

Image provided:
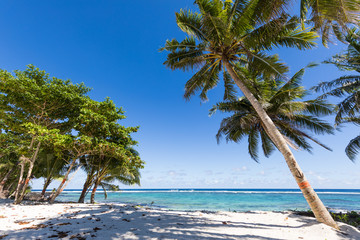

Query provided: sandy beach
[0,201,359,240]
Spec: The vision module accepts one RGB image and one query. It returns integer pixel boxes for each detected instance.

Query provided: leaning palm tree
[314,28,360,161]
[161,0,338,228]
[78,147,141,203]
[210,66,334,161]
[33,148,70,199]
[89,161,140,204]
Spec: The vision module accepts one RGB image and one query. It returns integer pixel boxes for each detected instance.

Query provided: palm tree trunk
[78,184,89,203]
[90,181,99,204]
[223,60,338,229]
[41,177,52,199]
[49,162,80,203]
[78,175,93,203]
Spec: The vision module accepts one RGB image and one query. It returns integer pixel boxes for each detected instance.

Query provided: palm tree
[314,28,360,161]
[33,148,71,199]
[210,66,334,161]
[78,147,141,204]
[89,159,140,204]
[161,0,338,228]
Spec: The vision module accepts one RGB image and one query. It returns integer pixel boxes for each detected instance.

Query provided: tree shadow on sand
[1,204,359,240]
[286,212,360,240]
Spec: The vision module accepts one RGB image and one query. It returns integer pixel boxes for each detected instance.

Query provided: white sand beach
[0,201,359,240]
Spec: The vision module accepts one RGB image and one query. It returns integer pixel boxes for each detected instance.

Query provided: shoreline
[1,201,359,239]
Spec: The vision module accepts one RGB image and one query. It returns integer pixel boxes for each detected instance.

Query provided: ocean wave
[33,189,360,195]
[107,190,360,195]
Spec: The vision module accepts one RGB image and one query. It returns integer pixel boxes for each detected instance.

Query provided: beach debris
[48,231,70,238]
[0,235,8,239]
[0,215,6,218]
[222,221,229,225]
[122,218,131,222]
[15,220,32,225]
[22,224,48,230]
[69,233,86,240]
[57,222,71,226]
[93,227,102,232]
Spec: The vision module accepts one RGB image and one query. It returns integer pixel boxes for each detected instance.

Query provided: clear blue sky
[0,0,359,189]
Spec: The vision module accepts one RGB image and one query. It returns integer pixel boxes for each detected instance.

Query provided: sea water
[42,189,360,212]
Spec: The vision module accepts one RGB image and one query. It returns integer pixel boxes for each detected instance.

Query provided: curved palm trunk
[41,177,52,199]
[49,159,78,204]
[78,167,96,203]
[223,60,338,229]
[78,184,89,203]
[78,178,92,203]
[90,181,99,204]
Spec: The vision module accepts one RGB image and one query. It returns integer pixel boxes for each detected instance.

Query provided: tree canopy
[0,65,144,203]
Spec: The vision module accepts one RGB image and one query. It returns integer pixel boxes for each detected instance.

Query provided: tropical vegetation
[160,0,353,228]
[209,65,334,161]
[314,29,360,161]
[0,65,144,204]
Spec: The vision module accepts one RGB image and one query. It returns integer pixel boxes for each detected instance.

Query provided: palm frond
[183,64,213,100]
[289,115,334,135]
[335,91,360,123]
[176,9,208,41]
[246,52,288,78]
[259,130,275,158]
[209,98,251,116]
[223,71,238,101]
[162,45,205,71]
[245,15,318,51]
[270,67,306,103]
[302,99,335,116]
[248,128,260,162]
[276,122,313,151]
[313,76,360,97]
[345,135,360,162]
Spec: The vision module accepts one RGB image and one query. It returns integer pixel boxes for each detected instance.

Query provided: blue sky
[0,0,359,189]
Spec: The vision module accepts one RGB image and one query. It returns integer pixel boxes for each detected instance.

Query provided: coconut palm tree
[314,28,360,161]
[33,148,72,199]
[161,0,338,228]
[89,159,140,204]
[78,147,141,204]
[210,66,334,161]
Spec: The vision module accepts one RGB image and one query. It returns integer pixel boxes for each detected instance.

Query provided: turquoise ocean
[38,189,360,212]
